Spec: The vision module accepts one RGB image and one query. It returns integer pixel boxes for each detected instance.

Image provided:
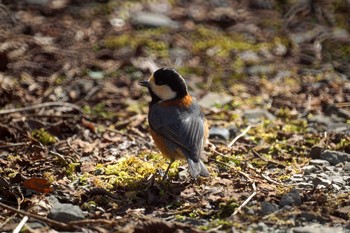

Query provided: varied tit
[139,68,209,179]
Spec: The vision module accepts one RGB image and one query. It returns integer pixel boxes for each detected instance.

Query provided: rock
[209,127,230,141]
[198,92,233,108]
[344,162,350,171]
[297,182,314,189]
[260,201,279,215]
[310,146,323,159]
[320,150,350,165]
[312,177,332,187]
[329,176,345,185]
[279,189,301,207]
[309,159,330,166]
[246,64,275,75]
[131,12,179,28]
[303,165,317,175]
[291,223,345,233]
[48,202,85,222]
[243,108,276,123]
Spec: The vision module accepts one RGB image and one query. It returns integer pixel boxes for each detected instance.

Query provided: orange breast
[150,128,184,160]
[160,94,193,108]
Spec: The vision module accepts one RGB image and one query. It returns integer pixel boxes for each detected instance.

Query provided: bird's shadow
[84,173,194,216]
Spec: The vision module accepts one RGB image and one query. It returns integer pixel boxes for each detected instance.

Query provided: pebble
[297,182,314,189]
[209,127,230,141]
[48,202,85,222]
[279,188,301,207]
[344,162,350,171]
[309,159,330,166]
[291,223,345,233]
[329,176,345,185]
[312,177,332,187]
[260,201,279,215]
[320,150,350,165]
[198,92,233,108]
[303,165,317,175]
[131,12,179,28]
[243,108,276,123]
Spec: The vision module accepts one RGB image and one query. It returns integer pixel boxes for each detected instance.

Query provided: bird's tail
[188,159,210,178]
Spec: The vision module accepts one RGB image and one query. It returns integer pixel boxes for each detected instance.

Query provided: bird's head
[139,68,188,102]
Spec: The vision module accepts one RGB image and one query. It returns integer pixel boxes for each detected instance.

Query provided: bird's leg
[162,159,175,180]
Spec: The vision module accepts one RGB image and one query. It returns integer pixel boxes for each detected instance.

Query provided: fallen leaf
[22,178,53,194]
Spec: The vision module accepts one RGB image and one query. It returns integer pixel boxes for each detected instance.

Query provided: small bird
[139,68,210,179]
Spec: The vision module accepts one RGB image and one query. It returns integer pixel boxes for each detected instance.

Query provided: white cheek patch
[148,75,177,100]
[150,82,177,100]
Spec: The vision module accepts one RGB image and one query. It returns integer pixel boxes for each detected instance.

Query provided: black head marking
[153,68,188,99]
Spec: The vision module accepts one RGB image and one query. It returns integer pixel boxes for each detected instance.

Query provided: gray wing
[149,103,205,162]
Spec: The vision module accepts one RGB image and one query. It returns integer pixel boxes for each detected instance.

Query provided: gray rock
[260,201,279,215]
[279,188,301,207]
[291,223,345,233]
[329,175,345,185]
[297,182,314,189]
[320,150,350,165]
[48,203,85,222]
[303,165,317,175]
[209,127,230,141]
[309,159,330,166]
[312,177,332,187]
[344,162,350,171]
[243,108,276,123]
[131,12,179,28]
[198,92,233,108]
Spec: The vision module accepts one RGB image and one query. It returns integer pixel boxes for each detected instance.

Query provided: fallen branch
[13,216,28,233]
[0,202,73,230]
[232,182,257,216]
[0,102,82,115]
[228,125,252,147]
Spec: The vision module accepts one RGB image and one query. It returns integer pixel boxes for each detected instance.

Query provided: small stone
[260,201,279,215]
[312,177,332,187]
[243,108,276,123]
[310,146,323,159]
[291,223,345,233]
[209,127,230,141]
[329,176,345,185]
[309,159,330,166]
[48,203,85,222]
[320,150,350,165]
[131,12,179,28]
[297,182,314,189]
[279,188,301,207]
[198,92,233,108]
[303,165,316,175]
[344,162,350,171]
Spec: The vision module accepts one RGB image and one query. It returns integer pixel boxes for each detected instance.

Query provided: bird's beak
[139,80,150,87]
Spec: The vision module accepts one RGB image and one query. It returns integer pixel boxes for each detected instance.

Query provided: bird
[139,67,210,179]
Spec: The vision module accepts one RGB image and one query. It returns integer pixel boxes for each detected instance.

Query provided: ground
[0,0,349,232]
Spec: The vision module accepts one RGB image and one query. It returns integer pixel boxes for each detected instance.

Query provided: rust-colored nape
[160,94,193,108]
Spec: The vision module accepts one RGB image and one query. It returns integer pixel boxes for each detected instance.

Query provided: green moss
[95,153,180,188]
[217,199,239,218]
[83,103,115,120]
[31,128,57,145]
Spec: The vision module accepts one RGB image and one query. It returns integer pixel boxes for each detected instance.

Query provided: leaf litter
[0,0,350,232]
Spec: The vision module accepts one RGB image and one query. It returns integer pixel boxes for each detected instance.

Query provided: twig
[13,216,28,233]
[0,142,28,149]
[0,102,82,115]
[232,182,257,216]
[228,125,252,148]
[261,173,285,186]
[0,202,73,230]
[209,158,252,182]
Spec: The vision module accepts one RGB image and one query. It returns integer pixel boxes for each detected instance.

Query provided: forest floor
[0,0,350,232]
